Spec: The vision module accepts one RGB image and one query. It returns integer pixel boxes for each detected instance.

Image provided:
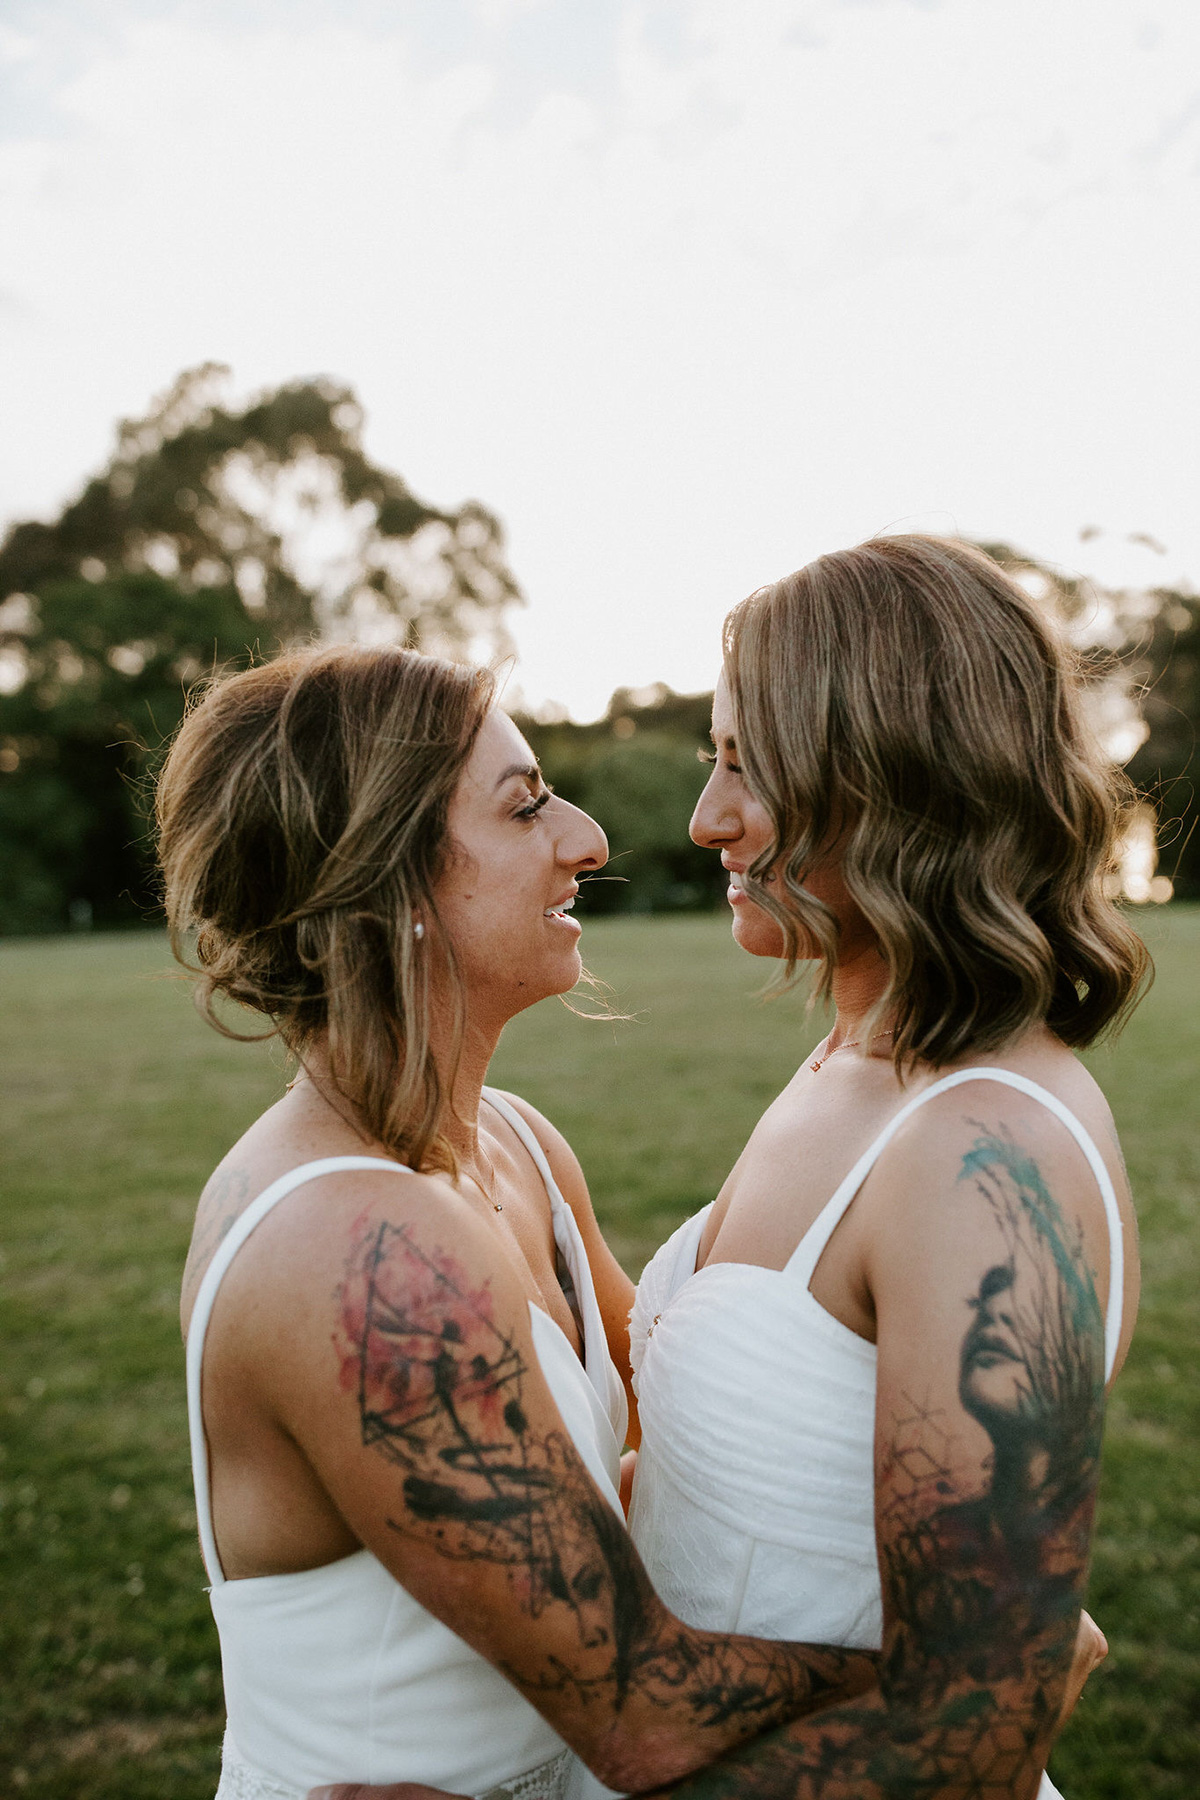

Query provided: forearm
[572,1617,879,1793]
[636,1670,1051,1800]
[303,1638,881,1800]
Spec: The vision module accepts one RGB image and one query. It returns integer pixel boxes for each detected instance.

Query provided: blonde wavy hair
[156,643,495,1173]
[724,534,1150,1066]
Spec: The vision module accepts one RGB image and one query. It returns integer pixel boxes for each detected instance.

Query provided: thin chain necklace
[809,1028,895,1073]
[471,1148,504,1213]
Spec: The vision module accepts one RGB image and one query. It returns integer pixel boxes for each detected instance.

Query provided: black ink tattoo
[335,1214,877,1780]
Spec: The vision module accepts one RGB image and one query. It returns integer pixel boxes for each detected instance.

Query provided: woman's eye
[516,789,552,820]
[698,746,741,774]
[700,749,742,774]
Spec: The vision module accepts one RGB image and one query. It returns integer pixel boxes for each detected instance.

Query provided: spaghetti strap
[783,1068,1125,1383]
[482,1088,567,1213]
[185,1155,414,1586]
[482,1088,624,1428]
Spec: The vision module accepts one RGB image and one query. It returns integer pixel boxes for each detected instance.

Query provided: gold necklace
[809,1028,895,1073]
[472,1151,504,1213]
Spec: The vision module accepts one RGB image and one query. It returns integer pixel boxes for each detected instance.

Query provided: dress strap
[481,1087,567,1211]
[186,1155,414,1586]
[482,1088,622,1425]
[783,1067,1125,1382]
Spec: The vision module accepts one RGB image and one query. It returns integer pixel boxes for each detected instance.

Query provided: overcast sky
[3,0,1199,717]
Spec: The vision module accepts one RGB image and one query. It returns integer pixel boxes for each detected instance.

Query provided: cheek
[801,862,848,913]
[741,797,776,859]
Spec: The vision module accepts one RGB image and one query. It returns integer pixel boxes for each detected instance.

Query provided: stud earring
[413,920,425,940]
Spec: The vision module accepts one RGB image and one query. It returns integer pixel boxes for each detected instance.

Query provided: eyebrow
[493,761,541,792]
[710,731,738,749]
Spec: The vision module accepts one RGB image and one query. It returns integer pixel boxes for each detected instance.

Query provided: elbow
[582,1723,699,1795]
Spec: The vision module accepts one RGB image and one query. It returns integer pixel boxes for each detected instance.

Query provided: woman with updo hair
[325,536,1142,1800]
[160,645,881,1800]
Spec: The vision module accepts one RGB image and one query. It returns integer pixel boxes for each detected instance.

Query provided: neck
[296,1000,507,1186]
[824,938,893,1052]
[434,1011,505,1172]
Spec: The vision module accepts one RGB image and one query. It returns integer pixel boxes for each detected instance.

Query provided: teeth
[545,897,576,916]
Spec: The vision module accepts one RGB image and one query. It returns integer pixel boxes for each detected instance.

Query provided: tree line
[0,367,1195,935]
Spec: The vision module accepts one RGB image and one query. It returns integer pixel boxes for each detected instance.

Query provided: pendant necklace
[475,1152,504,1212]
[809,1028,895,1073]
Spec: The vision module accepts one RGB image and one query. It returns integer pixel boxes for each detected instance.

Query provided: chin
[961,1370,1028,1428]
[533,946,585,1001]
[556,947,585,992]
[730,908,788,959]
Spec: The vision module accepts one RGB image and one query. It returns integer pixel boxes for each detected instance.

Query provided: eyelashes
[516,788,553,820]
[698,748,742,775]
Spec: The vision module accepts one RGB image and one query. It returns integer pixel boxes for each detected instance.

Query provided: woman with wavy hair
[160,645,881,1800]
[328,536,1142,1800]
[620,534,1144,1799]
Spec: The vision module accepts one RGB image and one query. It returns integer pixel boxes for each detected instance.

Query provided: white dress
[187,1090,628,1800]
[628,1069,1126,1800]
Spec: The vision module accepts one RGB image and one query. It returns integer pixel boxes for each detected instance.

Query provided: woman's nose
[690,779,738,849]
[560,801,608,871]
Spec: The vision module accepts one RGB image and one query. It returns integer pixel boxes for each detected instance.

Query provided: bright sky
[3,0,1199,718]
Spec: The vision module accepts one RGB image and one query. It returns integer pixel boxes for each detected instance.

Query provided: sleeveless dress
[187,1089,628,1800]
[628,1069,1126,1800]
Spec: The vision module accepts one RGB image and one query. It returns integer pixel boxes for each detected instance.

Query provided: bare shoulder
[860,1056,1138,1374]
[869,1055,1128,1213]
[230,1156,476,1286]
[186,1147,472,1334]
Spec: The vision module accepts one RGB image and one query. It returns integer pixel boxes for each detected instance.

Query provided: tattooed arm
[263,1172,875,1794]
[643,1090,1121,1800]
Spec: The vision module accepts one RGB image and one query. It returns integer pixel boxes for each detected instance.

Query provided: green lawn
[1,910,1197,1797]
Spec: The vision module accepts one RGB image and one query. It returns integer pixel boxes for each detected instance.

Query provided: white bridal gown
[186,1090,628,1800]
[628,1068,1126,1800]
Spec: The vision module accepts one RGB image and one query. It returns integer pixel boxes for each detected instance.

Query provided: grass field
[1,909,1197,1797]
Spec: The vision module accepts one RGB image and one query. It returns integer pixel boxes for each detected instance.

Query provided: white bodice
[628,1068,1124,1659]
[629,1203,884,1647]
[188,1090,627,1800]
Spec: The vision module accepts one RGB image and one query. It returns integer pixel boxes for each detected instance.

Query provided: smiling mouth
[544,896,577,921]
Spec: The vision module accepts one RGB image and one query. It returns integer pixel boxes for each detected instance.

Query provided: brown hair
[156,644,494,1171]
[724,534,1150,1066]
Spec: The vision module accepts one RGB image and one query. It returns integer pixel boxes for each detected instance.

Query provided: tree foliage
[1125,590,1200,895]
[0,363,520,656]
[0,574,256,932]
[0,367,522,932]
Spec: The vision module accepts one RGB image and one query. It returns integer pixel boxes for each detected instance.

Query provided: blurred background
[1,2,1198,1796]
